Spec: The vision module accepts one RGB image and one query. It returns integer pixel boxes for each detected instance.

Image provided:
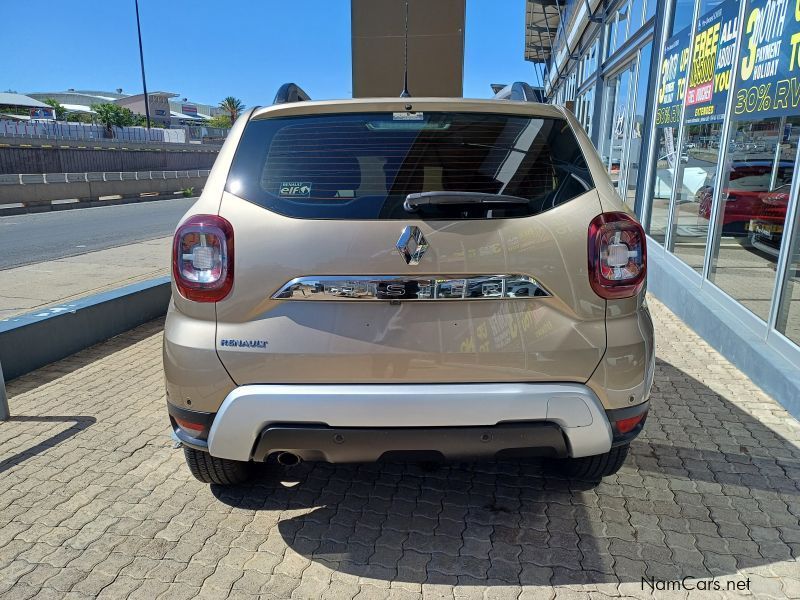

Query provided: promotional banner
[733,0,800,118]
[29,107,55,120]
[656,26,693,127]
[685,0,740,123]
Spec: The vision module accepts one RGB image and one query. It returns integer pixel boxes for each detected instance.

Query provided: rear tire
[559,444,629,481]
[183,447,251,485]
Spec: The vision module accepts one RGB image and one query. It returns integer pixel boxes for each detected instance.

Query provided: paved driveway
[1,298,798,599]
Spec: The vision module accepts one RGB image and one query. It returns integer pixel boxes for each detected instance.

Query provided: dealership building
[523,0,799,413]
[26,89,223,125]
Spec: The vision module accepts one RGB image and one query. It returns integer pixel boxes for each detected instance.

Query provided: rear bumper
[200,382,622,462]
[253,423,568,462]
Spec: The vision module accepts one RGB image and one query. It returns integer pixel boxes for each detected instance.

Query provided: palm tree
[219,97,245,124]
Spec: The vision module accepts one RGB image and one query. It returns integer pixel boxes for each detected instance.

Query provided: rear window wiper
[404,191,530,213]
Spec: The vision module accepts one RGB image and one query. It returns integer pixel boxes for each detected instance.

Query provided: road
[0,198,196,270]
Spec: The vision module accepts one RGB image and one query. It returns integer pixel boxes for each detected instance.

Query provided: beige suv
[164,97,654,485]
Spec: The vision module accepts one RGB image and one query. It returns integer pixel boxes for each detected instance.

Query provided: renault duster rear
[164,97,654,485]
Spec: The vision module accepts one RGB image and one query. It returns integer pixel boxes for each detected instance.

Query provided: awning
[61,103,95,114]
[170,110,206,121]
[524,0,562,63]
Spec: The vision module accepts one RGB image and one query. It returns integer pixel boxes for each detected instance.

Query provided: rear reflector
[588,212,646,299]
[174,417,206,436]
[615,413,646,434]
[172,215,234,302]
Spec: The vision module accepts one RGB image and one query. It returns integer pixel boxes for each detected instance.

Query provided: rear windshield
[226,111,594,220]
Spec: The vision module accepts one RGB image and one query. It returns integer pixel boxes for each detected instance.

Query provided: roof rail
[273,83,312,105]
[492,82,545,103]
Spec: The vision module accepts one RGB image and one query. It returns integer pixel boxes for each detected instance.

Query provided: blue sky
[1,1,535,108]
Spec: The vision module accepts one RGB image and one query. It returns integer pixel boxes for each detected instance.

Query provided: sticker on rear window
[279,181,311,196]
[392,112,423,120]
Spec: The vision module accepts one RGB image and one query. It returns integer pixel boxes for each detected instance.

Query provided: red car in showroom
[697,160,792,255]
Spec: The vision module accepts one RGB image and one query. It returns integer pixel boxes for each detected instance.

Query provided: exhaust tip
[276,452,301,466]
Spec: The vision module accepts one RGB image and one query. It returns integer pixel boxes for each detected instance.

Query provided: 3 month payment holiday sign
[686,0,740,123]
[734,0,800,117]
[655,26,693,127]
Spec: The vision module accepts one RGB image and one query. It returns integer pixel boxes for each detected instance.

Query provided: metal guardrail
[0,120,230,145]
[0,170,211,185]
[1,120,186,144]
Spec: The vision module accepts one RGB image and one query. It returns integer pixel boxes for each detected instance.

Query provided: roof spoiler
[273,83,312,105]
[492,82,545,103]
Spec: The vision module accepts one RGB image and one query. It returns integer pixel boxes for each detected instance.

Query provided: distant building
[170,98,224,121]
[116,91,177,127]
[0,92,53,121]
[27,90,121,117]
[26,89,225,126]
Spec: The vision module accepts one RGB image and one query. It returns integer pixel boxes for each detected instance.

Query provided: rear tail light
[172,215,234,302]
[588,212,646,299]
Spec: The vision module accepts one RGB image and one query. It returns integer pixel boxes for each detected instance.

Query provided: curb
[0,277,171,381]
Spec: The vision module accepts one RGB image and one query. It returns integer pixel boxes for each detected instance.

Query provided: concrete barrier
[0,277,171,383]
[0,136,220,176]
[0,171,208,214]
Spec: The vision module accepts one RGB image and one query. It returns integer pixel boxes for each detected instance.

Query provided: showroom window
[639,0,800,356]
[606,0,631,58]
[647,125,680,242]
[670,0,697,34]
[707,117,798,321]
[667,0,739,271]
[642,0,695,240]
[599,66,633,192]
[668,120,725,270]
[629,0,644,35]
[622,43,653,206]
[776,192,800,345]
[566,70,577,101]
[581,38,599,83]
[645,0,657,21]
[576,87,595,137]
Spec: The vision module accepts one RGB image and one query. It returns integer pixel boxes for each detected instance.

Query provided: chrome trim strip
[271,274,552,301]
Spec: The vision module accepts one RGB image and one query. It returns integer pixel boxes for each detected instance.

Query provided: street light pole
[134,0,151,130]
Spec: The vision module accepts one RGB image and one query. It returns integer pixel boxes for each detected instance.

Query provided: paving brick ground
[1,297,799,599]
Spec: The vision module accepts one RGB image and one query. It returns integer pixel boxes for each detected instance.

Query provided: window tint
[226,112,594,220]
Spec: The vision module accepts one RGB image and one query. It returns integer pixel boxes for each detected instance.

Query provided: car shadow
[0,415,97,475]
[211,358,800,585]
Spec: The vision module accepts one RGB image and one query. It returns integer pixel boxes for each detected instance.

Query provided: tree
[91,103,137,137]
[207,114,232,129]
[219,97,245,124]
[66,113,93,124]
[44,98,67,120]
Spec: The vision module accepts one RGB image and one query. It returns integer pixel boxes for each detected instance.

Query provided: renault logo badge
[396,226,428,265]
